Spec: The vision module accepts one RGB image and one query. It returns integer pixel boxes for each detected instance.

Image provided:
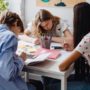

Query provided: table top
[26,50,73,79]
[17,35,74,79]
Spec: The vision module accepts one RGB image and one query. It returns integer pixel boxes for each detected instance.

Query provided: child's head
[32,9,59,37]
[35,9,53,31]
[73,2,90,47]
[0,11,24,35]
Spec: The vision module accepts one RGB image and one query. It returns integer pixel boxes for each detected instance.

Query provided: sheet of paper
[18,34,36,43]
[16,40,36,55]
[33,48,61,60]
[25,53,51,65]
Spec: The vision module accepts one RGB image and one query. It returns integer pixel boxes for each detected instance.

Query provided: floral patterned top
[75,33,90,65]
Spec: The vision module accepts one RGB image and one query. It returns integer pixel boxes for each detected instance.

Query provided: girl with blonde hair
[25,9,73,51]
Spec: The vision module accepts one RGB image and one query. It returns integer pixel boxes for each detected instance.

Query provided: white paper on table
[18,34,36,43]
[16,40,36,55]
[18,40,35,46]
[25,53,51,65]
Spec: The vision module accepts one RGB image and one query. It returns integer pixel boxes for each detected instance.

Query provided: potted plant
[0,0,8,15]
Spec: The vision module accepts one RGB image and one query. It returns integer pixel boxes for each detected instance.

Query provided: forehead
[41,19,51,26]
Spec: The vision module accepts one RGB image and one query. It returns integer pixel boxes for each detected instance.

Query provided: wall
[6,0,22,15]
[6,0,90,28]
[6,0,25,24]
[25,0,73,28]
[25,0,90,28]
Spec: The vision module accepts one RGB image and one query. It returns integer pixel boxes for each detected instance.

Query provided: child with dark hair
[59,2,90,79]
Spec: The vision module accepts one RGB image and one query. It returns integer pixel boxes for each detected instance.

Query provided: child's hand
[59,62,69,71]
[34,38,40,45]
[24,30,31,36]
[20,52,27,61]
[63,38,74,51]
[63,43,74,51]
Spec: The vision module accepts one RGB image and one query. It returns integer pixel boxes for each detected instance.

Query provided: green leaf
[0,0,8,11]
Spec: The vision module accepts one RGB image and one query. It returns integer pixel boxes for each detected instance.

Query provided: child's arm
[57,19,73,50]
[52,36,65,43]
[0,35,25,81]
[59,34,90,71]
[59,50,81,71]
[53,30,73,51]
[63,29,74,51]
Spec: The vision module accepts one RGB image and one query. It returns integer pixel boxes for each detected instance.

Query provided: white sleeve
[60,19,69,33]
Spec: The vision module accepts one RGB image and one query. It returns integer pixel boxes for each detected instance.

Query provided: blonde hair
[31,9,60,37]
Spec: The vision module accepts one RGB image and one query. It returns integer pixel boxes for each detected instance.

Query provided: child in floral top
[59,2,90,73]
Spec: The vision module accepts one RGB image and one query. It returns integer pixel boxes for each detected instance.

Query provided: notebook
[33,48,61,60]
[25,53,51,65]
[17,40,37,55]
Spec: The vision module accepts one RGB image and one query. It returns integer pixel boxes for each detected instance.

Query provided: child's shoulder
[6,29,15,36]
[85,32,90,36]
[4,30,17,41]
[83,33,90,42]
[84,33,90,38]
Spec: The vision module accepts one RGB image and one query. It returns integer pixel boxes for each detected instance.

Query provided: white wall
[6,0,25,25]
[6,0,22,15]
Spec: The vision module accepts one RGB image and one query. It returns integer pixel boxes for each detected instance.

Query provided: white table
[24,50,73,90]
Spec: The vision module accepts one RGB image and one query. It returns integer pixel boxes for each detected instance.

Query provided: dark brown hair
[0,11,24,32]
[73,2,90,80]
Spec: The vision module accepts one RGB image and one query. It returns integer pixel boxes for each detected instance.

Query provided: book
[25,53,51,65]
[16,40,37,55]
[33,48,61,60]
[17,40,50,65]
